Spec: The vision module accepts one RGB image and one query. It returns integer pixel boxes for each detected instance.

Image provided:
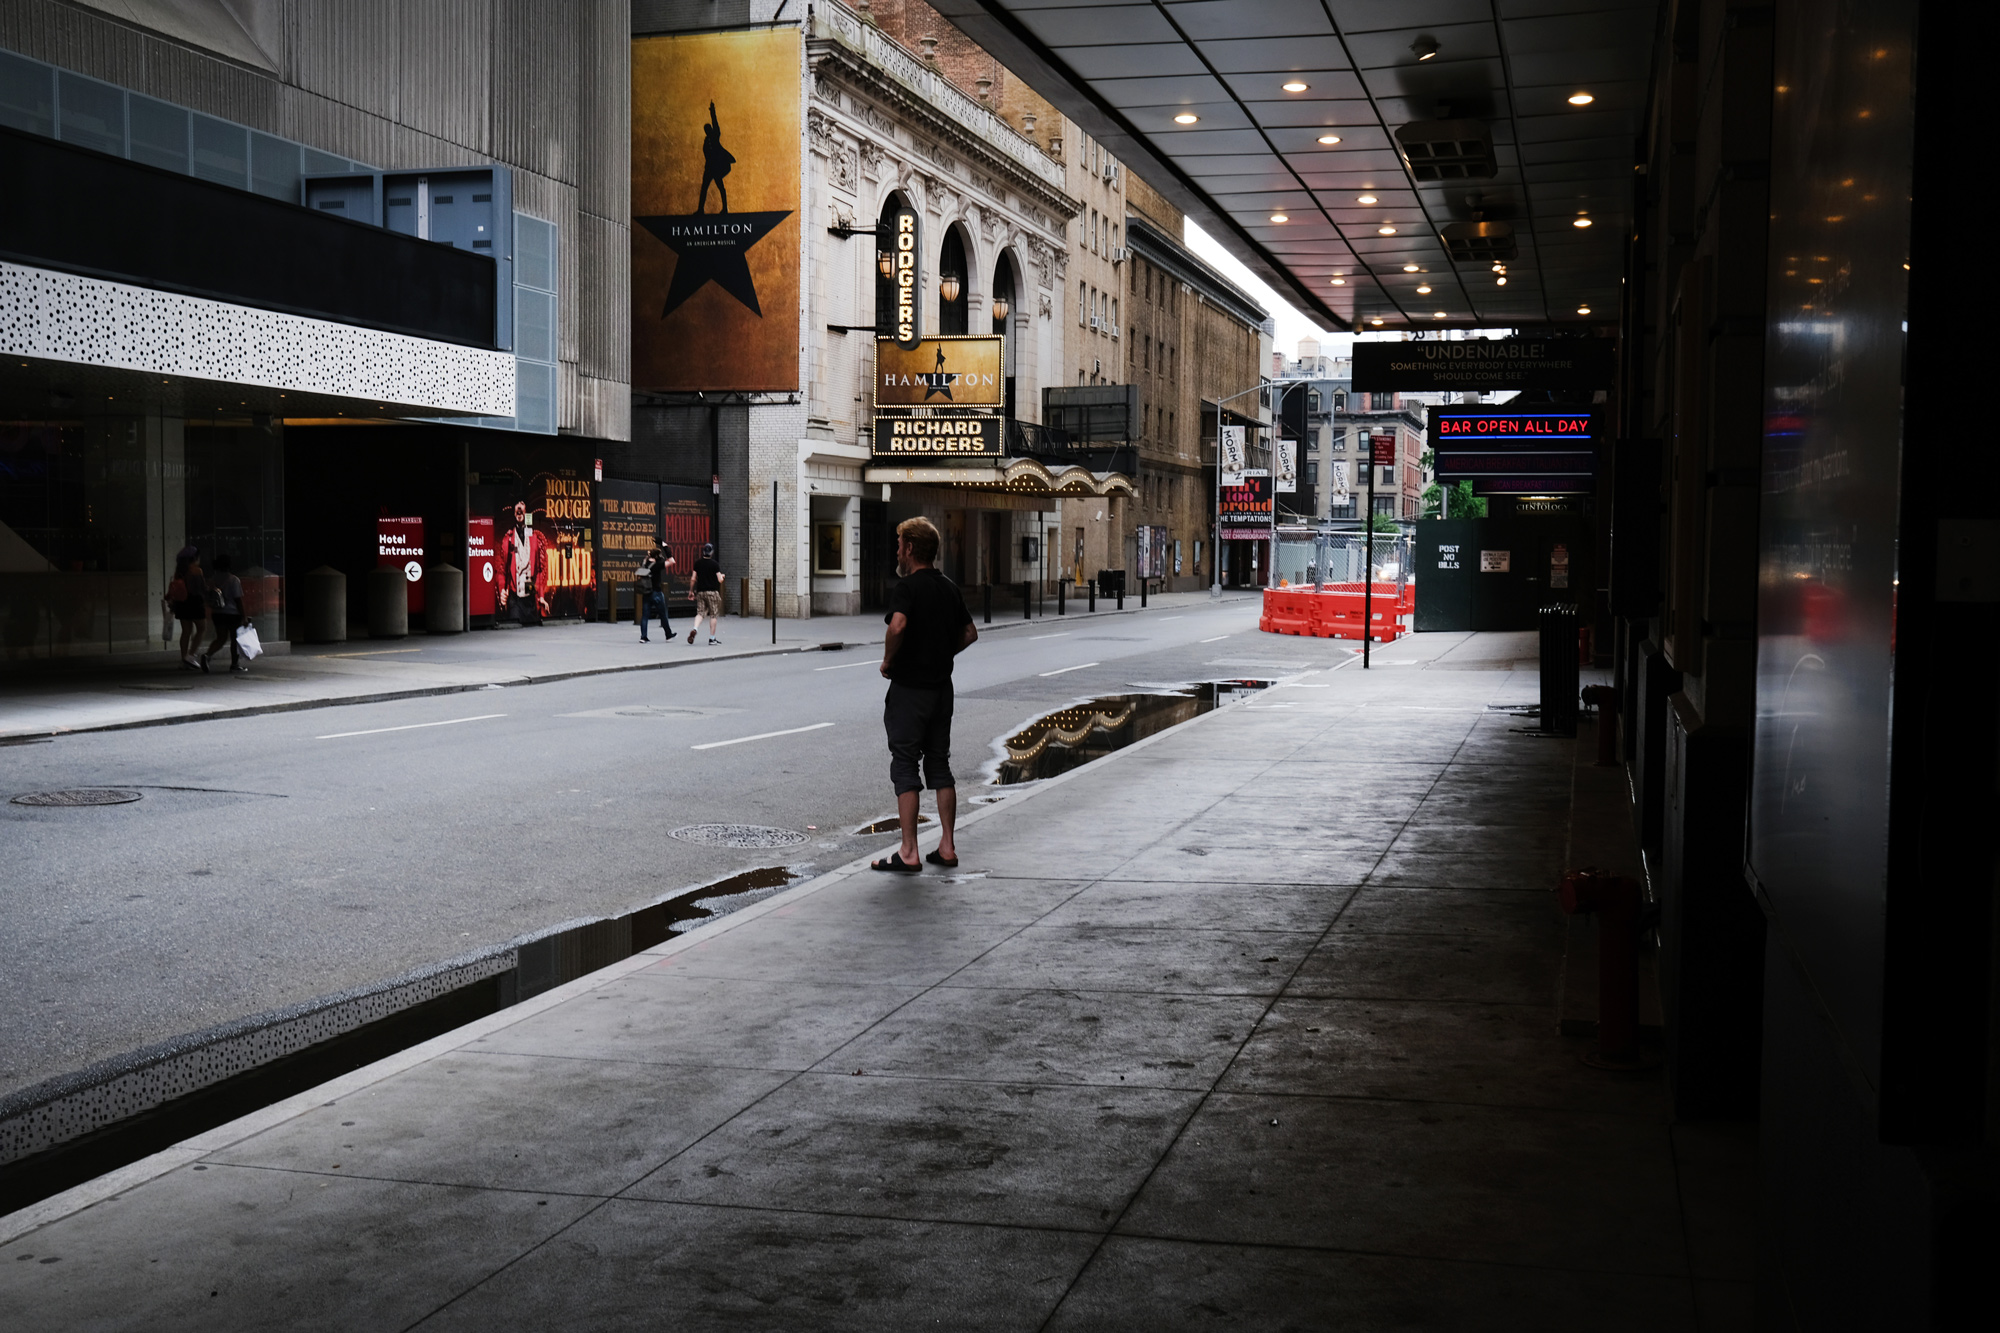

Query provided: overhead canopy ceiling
[933,0,1660,332]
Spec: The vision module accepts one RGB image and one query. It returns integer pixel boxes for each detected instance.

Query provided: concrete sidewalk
[0,589,1251,742]
[0,630,1750,1331]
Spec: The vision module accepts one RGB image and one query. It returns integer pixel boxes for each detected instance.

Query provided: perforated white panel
[0,261,515,415]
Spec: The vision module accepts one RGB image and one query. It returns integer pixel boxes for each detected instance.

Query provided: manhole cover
[12,789,144,807]
[670,824,807,849]
[613,706,709,718]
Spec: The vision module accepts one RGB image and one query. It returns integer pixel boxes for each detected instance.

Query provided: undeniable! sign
[1352,338,1614,391]
[872,415,1000,456]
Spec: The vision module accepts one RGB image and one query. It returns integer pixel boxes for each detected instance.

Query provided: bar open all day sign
[1429,405,1598,495]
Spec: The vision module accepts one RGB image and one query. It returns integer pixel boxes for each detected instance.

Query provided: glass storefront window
[0,415,284,662]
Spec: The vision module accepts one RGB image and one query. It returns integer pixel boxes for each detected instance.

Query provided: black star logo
[637,210,792,318]
[924,346,953,401]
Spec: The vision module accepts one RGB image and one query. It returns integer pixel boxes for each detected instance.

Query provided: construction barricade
[1260,582,1414,642]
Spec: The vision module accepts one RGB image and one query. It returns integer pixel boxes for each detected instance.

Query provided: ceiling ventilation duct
[1394,119,1497,181]
[1440,220,1517,262]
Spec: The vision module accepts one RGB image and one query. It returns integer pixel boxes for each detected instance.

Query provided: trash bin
[1538,603,1580,736]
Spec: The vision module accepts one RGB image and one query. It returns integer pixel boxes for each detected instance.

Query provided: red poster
[467,516,496,618]
[377,516,425,614]
[1371,433,1396,466]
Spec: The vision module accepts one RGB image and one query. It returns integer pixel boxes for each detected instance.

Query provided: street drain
[993,680,1273,786]
[11,789,144,807]
[854,815,933,835]
[670,823,808,849]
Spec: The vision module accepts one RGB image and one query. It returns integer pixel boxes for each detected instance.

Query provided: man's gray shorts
[885,680,954,795]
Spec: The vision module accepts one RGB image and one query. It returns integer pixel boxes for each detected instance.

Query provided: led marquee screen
[1428,405,1597,496]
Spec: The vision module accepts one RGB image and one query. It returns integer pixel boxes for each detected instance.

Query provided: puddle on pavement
[853,815,933,834]
[993,680,1272,785]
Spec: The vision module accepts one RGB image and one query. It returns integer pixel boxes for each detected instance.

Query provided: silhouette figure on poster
[698,101,734,214]
[926,344,953,401]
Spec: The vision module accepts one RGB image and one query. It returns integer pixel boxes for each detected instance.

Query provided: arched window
[938,224,970,335]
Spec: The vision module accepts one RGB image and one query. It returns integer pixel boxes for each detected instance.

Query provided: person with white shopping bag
[198,553,251,674]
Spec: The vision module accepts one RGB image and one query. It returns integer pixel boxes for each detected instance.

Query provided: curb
[1,595,1258,743]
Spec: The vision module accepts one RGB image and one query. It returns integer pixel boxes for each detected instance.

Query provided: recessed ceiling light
[1568,92,1594,106]
[1412,35,1439,61]
[1378,225,1396,235]
[1270,213,1289,223]
[1282,80,1309,93]
[1432,311,1447,319]
[1577,305,1592,315]
[1415,284,1432,294]
[1317,134,1341,145]
[1402,264,1421,272]
[1491,263,1506,272]
[1357,194,1377,204]
[1573,217,1592,228]
[1496,276,1507,286]
[1370,318,1385,325]
[1330,277,1346,285]
[1174,113,1199,125]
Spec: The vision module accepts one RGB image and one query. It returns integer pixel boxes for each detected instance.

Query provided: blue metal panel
[190,113,247,189]
[301,172,382,225]
[0,50,54,137]
[128,95,187,174]
[55,70,123,157]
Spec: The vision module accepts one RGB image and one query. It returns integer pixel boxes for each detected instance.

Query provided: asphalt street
[1,597,1351,1103]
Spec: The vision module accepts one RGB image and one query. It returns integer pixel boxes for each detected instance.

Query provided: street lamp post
[1205,379,1270,598]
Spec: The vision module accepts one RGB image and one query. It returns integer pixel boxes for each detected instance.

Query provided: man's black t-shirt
[693,557,722,592]
[642,555,666,592]
[886,567,973,689]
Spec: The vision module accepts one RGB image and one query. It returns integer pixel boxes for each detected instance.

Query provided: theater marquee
[632,28,802,393]
[873,336,1004,408]
[872,415,1000,457]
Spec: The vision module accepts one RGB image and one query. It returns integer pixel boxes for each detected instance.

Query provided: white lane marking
[1199,635,1231,643]
[322,648,425,658]
[317,713,506,740]
[1030,632,1071,640]
[813,659,877,671]
[1038,662,1100,677]
[1158,616,1184,621]
[692,721,836,750]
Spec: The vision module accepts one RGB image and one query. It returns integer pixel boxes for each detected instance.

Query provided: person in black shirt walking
[636,540,676,642]
[687,543,725,645]
[874,516,976,872]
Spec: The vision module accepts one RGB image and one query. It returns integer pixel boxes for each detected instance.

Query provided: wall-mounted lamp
[940,272,963,303]
[991,294,1010,321]
[878,251,894,278]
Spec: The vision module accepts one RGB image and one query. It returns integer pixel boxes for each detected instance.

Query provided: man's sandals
[872,853,922,873]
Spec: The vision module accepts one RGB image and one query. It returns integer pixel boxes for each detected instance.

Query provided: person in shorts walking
[873,516,976,872]
[688,543,725,644]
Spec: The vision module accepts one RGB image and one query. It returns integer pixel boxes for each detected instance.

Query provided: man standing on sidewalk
[874,516,976,873]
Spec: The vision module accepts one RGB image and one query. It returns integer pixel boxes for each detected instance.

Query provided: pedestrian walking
[687,543,725,645]
[167,545,207,669]
[198,553,249,673]
[873,516,976,873]
[636,540,677,642]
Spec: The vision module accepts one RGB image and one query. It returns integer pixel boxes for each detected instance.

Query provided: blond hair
[896,515,941,564]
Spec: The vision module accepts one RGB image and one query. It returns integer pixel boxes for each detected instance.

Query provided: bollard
[982,583,992,625]
[739,576,749,618]
[1556,869,1650,1068]
[1140,577,1147,609]
[1087,579,1097,612]
[427,564,465,633]
[1057,580,1066,615]
[366,565,408,639]
[764,577,774,622]
[300,566,346,643]
[1581,684,1620,766]
[1115,581,1124,611]
[1538,603,1580,736]
[1021,580,1031,620]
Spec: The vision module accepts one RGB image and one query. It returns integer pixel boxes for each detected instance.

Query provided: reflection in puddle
[853,814,933,834]
[994,681,1273,785]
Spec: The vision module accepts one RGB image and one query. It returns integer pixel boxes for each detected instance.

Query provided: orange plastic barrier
[1260,585,1414,642]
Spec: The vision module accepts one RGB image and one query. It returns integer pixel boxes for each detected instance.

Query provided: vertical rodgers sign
[632,29,801,392]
